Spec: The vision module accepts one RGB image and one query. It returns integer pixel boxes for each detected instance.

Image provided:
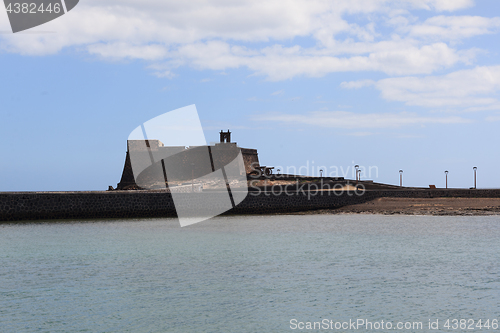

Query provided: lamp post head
[473,166,477,171]
[399,170,403,174]
[445,170,448,175]
[355,164,359,169]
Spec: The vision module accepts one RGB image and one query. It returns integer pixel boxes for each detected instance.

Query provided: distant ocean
[1,215,499,332]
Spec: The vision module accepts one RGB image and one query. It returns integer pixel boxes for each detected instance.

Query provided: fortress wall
[0,191,177,221]
[0,190,363,222]
[0,191,365,221]
[117,142,259,189]
[1,188,500,222]
[241,148,259,174]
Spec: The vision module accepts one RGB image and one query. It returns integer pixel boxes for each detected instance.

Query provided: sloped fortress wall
[117,139,260,190]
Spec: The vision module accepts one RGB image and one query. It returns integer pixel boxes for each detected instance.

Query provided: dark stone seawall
[1,188,500,222]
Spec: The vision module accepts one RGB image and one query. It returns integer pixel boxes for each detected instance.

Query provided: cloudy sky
[1,0,499,190]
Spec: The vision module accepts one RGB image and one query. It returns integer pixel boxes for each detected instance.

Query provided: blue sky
[1,0,500,191]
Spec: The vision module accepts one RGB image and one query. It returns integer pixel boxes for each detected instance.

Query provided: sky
[1,0,499,191]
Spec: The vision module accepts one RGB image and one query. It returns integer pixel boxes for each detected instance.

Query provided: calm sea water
[1,215,499,333]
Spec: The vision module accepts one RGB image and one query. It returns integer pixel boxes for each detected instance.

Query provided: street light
[473,166,477,189]
[277,168,281,176]
[355,165,359,184]
[399,170,403,187]
[445,170,449,189]
[358,170,362,182]
[320,169,324,177]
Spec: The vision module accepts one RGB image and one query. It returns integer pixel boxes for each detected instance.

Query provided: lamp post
[355,165,359,184]
[277,168,281,176]
[473,166,477,189]
[358,170,362,182]
[399,170,403,187]
[445,170,449,189]
[320,169,323,177]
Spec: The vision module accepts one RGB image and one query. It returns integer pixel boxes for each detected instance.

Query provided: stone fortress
[116,130,260,190]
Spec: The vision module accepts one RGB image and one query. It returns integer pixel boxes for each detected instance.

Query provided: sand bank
[293,197,500,216]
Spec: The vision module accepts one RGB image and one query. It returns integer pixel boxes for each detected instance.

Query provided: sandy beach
[293,197,500,216]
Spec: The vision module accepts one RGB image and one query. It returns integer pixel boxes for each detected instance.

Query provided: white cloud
[341,66,500,111]
[0,0,492,80]
[154,41,472,80]
[408,0,474,12]
[254,111,470,129]
[410,15,500,40]
[88,42,168,60]
[374,65,500,108]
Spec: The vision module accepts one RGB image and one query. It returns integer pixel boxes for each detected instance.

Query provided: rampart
[1,188,500,222]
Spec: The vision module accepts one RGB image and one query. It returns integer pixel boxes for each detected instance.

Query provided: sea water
[1,215,499,332]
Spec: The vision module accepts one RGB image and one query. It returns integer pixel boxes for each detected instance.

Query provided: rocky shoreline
[291,197,500,216]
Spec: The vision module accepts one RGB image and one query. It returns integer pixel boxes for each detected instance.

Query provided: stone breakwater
[0,190,364,222]
[1,188,500,222]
